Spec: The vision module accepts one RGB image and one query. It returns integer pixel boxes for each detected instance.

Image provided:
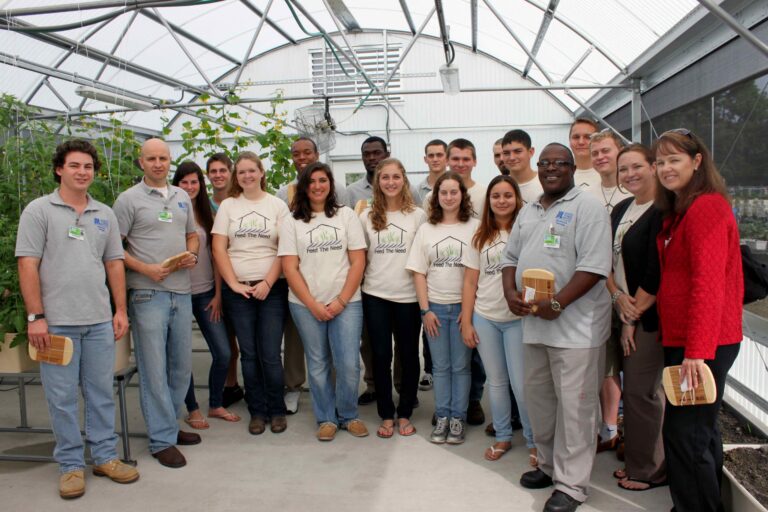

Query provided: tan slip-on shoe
[93,459,140,484]
[344,419,369,438]
[59,470,85,499]
[316,422,338,441]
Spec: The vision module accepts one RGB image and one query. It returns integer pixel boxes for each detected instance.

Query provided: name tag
[68,226,85,240]
[544,233,560,249]
[158,211,173,223]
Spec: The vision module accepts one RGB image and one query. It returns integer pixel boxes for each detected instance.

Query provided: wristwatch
[27,312,45,322]
[550,298,562,312]
[420,309,431,317]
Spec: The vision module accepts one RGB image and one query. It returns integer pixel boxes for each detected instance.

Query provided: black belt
[239,280,263,287]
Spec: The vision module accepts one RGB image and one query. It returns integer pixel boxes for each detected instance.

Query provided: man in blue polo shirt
[17,140,139,499]
[113,138,200,468]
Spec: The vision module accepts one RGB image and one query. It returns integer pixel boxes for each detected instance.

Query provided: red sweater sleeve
[683,195,730,359]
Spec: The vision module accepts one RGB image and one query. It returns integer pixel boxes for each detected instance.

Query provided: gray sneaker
[430,416,449,444]
[446,417,465,444]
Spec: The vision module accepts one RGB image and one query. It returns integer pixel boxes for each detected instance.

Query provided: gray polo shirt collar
[48,189,102,214]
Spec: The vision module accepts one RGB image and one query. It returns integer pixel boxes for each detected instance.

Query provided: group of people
[16,117,742,512]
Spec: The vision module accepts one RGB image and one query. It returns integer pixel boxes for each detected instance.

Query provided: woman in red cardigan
[653,129,742,512]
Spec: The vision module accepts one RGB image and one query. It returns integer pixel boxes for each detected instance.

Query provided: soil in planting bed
[724,446,768,509]
[719,407,768,444]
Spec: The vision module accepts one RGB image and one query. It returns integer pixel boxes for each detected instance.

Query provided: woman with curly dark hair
[360,158,426,438]
[278,162,368,442]
[653,129,742,511]
[406,172,479,445]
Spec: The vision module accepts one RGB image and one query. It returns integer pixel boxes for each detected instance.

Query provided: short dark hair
[292,136,318,153]
[424,139,447,154]
[361,135,388,153]
[542,143,575,164]
[206,152,232,173]
[52,139,101,183]
[569,117,599,135]
[501,129,532,150]
[448,138,476,160]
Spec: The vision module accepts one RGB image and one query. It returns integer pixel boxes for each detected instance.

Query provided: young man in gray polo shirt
[16,140,139,499]
[501,143,611,512]
[113,138,200,469]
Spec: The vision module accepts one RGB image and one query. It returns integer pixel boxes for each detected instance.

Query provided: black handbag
[741,244,768,304]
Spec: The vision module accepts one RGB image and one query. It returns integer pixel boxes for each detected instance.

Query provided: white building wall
[167,31,573,187]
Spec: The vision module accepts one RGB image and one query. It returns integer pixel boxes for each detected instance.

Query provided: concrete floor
[0,332,673,512]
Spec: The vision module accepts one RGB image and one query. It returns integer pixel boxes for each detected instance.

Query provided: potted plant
[720,405,768,511]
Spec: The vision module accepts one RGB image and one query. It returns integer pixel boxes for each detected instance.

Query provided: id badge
[544,233,560,248]
[158,210,173,223]
[68,226,85,241]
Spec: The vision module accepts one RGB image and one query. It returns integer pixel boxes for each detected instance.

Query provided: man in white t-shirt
[589,130,632,213]
[569,118,601,192]
[493,138,509,175]
[501,129,543,205]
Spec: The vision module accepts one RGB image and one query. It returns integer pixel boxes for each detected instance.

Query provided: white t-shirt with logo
[405,218,480,304]
[211,193,289,282]
[278,206,367,305]
[360,207,427,303]
[463,230,518,322]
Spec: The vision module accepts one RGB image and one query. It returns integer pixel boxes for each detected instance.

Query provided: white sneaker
[419,373,433,391]
[284,390,300,414]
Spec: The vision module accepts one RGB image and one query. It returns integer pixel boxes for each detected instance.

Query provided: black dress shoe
[467,400,485,425]
[177,430,201,445]
[520,469,553,489]
[544,490,581,512]
[222,384,244,408]
[358,391,376,406]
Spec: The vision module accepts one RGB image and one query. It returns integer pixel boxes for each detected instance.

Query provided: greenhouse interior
[0,0,767,510]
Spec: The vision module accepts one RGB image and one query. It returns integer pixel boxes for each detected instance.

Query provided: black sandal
[618,478,668,491]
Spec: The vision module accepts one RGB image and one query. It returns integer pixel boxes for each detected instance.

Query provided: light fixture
[75,86,155,111]
[439,64,460,95]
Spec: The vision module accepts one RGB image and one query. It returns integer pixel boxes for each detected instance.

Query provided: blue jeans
[289,300,363,426]
[41,322,118,473]
[129,289,192,453]
[427,302,472,420]
[222,280,288,418]
[473,313,535,447]
[184,288,231,410]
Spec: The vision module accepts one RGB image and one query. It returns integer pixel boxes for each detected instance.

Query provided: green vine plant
[0,95,142,349]
[168,90,297,194]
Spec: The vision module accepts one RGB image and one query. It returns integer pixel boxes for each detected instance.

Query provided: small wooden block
[521,268,555,303]
[29,335,73,366]
[161,251,192,269]
[662,364,717,406]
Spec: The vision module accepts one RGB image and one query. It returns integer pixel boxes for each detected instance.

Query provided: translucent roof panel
[0,0,701,131]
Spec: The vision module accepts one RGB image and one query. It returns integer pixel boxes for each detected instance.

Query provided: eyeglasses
[661,128,692,138]
[536,160,573,169]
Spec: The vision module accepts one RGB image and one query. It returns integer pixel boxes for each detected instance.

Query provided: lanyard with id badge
[544,223,560,249]
[68,225,85,241]
[158,208,173,223]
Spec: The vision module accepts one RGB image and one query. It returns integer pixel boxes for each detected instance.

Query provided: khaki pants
[283,314,305,390]
[524,343,602,503]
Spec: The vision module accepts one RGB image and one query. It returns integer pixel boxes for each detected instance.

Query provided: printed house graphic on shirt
[376,223,406,249]
[483,240,505,274]
[307,224,342,249]
[235,211,270,237]
[432,236,466,265]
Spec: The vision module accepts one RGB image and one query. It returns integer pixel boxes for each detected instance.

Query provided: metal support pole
[381,7,436,91]
[566,90,631,145]
[562,46,593,83]
[697,0,768,59]
[232,0,275,90]
[398,0,416,35]
[522,0,560,78]
[43,79,71,110]
[18,377,28,428]
[482,0,554,83]
[631,78,642,143]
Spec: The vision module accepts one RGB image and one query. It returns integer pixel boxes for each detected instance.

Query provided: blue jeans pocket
[131,290,155,304]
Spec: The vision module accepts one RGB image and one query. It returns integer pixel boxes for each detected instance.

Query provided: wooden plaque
[662,364,717,406]
[28,335,73,366]
[521,268,555,302]
[354,199,370,216]
[161,251,192,270]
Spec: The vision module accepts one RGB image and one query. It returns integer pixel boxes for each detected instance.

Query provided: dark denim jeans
[222,279,288,419]
[184,288,232,411]
[362,293,421,420]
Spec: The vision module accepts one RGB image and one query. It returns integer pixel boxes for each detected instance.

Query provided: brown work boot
[316,422,338,441]
[249,417,266,435]
[59,470,85,499]
[152,446,186,468]
[176,430,201,445]
[344,419,369,437]
[93,459,139,484]
[270,416,287,434]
